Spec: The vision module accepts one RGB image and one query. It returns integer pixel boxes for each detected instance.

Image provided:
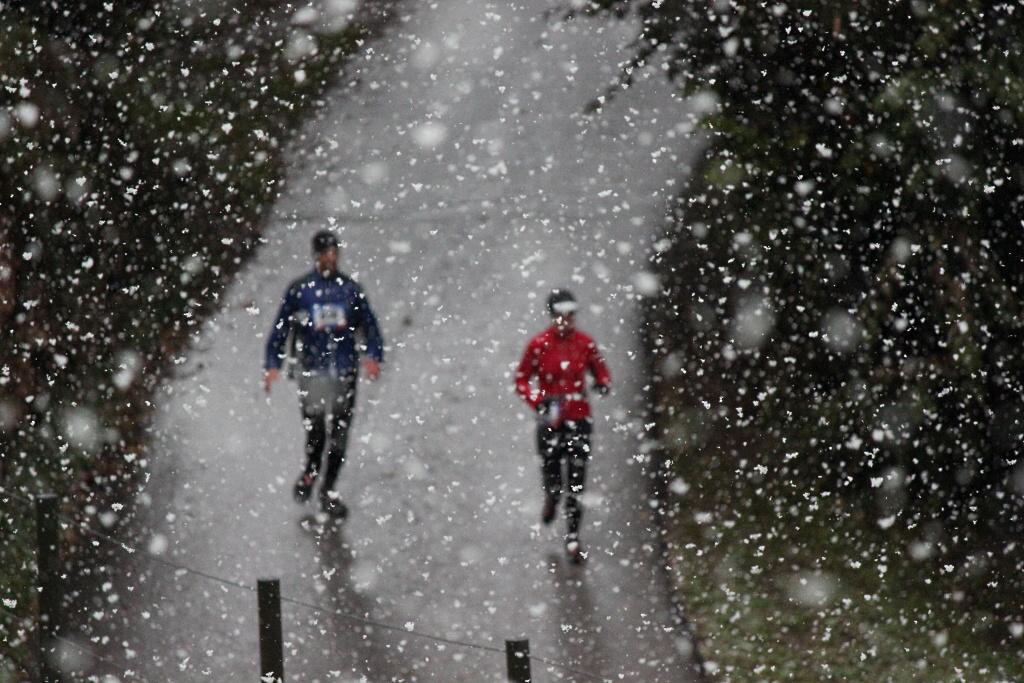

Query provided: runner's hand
[593,383,609,397]
[263,368,280,393]
[362,358,381,380]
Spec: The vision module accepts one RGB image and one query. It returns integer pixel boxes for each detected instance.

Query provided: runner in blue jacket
[263,230,384,518]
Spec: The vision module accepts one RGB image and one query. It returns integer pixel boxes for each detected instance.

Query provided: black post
[505,638,531,683]
[257,578,284,683]
[36,493,61,683]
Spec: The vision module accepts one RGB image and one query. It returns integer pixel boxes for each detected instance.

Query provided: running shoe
[320,491,349,520]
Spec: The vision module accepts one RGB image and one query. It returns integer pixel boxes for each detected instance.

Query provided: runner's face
[552,312,575,336]
[315,246,339,275]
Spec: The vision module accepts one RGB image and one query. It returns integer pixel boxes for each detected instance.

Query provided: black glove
[536,398,553,415]
[593,383,609,397]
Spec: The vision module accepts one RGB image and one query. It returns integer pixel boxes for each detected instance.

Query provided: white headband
[551,301,578,315]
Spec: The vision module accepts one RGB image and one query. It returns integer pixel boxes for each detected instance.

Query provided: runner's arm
[588,339,611,394]
[514,341,543,409]
[265,285,299,371]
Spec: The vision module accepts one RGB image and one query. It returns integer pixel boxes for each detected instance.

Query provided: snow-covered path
[77,1,700,680]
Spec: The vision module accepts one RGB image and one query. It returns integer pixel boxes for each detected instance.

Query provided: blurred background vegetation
[0,1,392,678]
[581,0,1024,678]
[5,0,1024,680]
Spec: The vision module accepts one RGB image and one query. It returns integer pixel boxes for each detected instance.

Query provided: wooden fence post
[37,493,61,683]
[257,578,284,683]
[505,638,531,682]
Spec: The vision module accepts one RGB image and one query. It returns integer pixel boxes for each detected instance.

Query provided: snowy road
[74,1,700,680]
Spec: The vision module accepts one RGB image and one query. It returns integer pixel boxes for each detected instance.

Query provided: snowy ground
[71,0,701,680]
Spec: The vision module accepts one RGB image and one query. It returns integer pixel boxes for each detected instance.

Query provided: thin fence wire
[1,486,616,682]
[276,592,612,682]
[0,486,35,506]
[0,603,27,623]
[83,522,612,682]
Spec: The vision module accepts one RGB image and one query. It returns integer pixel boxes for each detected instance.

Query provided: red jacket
[515,327,611,422]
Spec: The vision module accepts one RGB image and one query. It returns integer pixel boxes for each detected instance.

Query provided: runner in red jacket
[515,289,611,564]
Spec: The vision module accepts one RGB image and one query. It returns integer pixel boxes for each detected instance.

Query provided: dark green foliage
[592,0,1024,524]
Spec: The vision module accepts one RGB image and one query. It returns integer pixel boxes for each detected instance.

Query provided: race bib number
[312,303,348,331]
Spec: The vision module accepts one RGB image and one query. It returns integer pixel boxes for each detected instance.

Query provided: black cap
[312,230,339,254]
[547,289,578,315]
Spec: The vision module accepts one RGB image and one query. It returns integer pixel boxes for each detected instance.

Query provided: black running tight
[537,419,592,539]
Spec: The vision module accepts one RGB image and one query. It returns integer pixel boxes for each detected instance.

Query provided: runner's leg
[321,372,357,498]
[298,373,330,479]
[564,420,592,540]
[538,425,563,522]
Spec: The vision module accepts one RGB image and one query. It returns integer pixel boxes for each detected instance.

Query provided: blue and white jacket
[264,269,384,376]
